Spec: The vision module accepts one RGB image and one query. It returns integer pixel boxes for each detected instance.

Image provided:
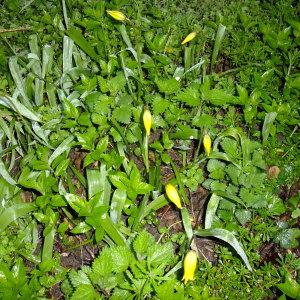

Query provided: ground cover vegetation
[0,0,299,299]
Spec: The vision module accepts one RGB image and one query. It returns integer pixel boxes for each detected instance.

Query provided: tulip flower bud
[181,32,197,45]
[203,134,212,156]
[143,109,152,136]
[165,183,182,209]
[182,250,198,284]
[107,10,126,21]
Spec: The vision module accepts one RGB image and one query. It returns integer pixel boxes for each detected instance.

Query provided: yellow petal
[107,10,126,21]
[165,183,182,209]
[181,32,197,45]
[182,250,198,284]
[143,109,152,136]
[203,134,212,156]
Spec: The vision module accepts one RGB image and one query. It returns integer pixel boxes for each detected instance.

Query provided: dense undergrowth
[0,0,299,299]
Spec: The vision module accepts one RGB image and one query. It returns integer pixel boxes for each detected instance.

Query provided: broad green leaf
[195,228,252,271]
[205,193,221,229]
[48,135,74,166]
[262,112,277,145]
[211,24,226,71]
[0,158,17,185]
[0,203,36,232]
[133,230,155,260]
[71,284,99,300]
[110,189,127,223]
[67,29,98,61]
[181,207,193,242]
[0,95,41,122]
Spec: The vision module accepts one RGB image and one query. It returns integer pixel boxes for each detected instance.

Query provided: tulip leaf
[195,228,252,271]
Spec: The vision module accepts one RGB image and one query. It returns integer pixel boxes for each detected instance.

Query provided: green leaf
[112,104,132,124]
[192,114,217,127]
[71,284,99,300]
[211,24,226,71]
[176,87,200,106]
[147,242,174,267]
[67,29,98,61]
[205,193,221,229]
[69,269,91,287]
[48,136,74,166]
[181,207,194,242]
[92,247,113,277]
[275,229,300,249]
[133,230,155,260]
[110,246,133,273]
[235,209,251,225]
[207,159,226,179]
[204,89,238,106]
[0,203,36,232]
[110,189,127,223]
[156,78,180,95]
[276,275,300,299]
[195,228,252,271]
[262,112,277,145]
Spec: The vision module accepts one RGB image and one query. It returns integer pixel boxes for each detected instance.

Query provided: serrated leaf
[113,104,132,124]
[92,247,113,277]
[110,246,133,273]
[133,230,155,260]
[71,284,99,300]
[156,78,180,95]
[176,87,200,106]
[147,242,173,267]
[69,269,91,287]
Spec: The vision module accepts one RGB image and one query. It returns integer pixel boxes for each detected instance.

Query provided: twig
[0,27,31,34]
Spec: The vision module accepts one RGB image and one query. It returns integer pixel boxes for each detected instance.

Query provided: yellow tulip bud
[181,32,197,45]
[143,109,152,136]
[107,10,126,21]
[165,183,182,209]
[203,134,212,156]
[182,250,198,284]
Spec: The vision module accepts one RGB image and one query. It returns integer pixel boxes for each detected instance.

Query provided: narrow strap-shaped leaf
[205,193,221,229]
[66,28,98,61]
[110,189,127,223]
[0,158,17,185]
[195,228,252,271]
[8,57,31,107]
[211,24,226,72]
[0,203,36,232]
[0,95,41,122]
[42,225,56,261]
[99,213,127,246]
[262,112,277,145]
[181,207,193,242]
[48,135,74,166]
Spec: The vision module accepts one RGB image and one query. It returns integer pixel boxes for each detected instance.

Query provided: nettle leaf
[151,95,170,115]
[204,89,238,106]
[156,78,180,95]
[112,104,132,124]
[147,242,174,267]
[69,269,91,287]
[176,87,200,106]
[235,209,252,225]
[110,246,133,273]
[92,247,113,277]
[266,194,286,216]
[70,284,98,300]
[220,137,240,159]
[192,114,217,127]
[133,230,155,260]
[207,159,226,180]
[107,73,126,95]
[225,165,241,185]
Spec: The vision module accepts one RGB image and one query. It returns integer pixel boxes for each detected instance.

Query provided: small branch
[0,27,31,34]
